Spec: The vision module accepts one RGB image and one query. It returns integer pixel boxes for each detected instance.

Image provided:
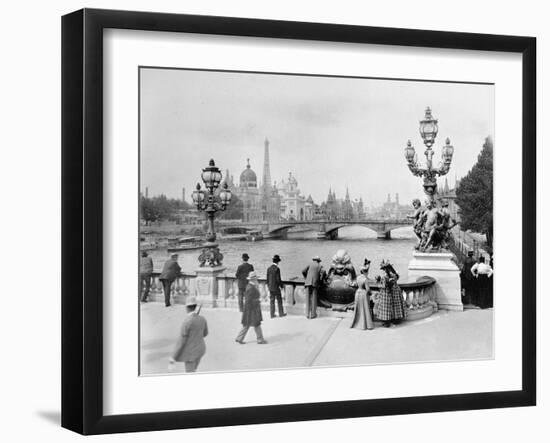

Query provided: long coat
[172,314,208,362]
[159,258,181,281]
[374,272,406,321]
[241,283,263,327]
[266,264,283,293]
[235,262,254,290]
[302,262,323,287]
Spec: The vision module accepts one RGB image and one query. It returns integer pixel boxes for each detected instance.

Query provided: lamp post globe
[404,140,416,163]
[419,106,439,148]
[405,107,454,203]
[201,159,223,191]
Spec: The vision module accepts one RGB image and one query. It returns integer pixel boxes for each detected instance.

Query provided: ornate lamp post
[404,107,454,202]
[191,159,232,266]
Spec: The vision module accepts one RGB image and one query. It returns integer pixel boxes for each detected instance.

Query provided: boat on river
[167,236,204,252]
[245,230,264,242]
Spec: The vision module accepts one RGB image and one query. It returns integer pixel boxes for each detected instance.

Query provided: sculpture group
[409,198,457,252]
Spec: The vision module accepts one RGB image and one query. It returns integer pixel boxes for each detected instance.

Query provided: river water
[147,226,417,281]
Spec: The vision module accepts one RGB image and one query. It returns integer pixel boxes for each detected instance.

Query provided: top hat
[242,253,250,260]
[272,254,281,262]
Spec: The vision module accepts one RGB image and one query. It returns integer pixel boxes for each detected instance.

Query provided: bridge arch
[322,223,410,240]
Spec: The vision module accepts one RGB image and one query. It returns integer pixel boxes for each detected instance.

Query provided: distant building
[226,138,314,223]
[438,177,460,222]
[234,158,262,223]
[375,193,409,218]
[278,172,311,221]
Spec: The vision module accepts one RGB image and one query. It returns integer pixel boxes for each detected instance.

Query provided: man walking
[235,272,267,344]
[235,253,254,312]
[159,253,181,307]
[139,251,154,302]
[168,296,208,373]
[302,256,324,319]
[267,254,286,318]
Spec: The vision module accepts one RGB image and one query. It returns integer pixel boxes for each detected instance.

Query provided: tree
[456,137,493,250]
[140,194,190,225]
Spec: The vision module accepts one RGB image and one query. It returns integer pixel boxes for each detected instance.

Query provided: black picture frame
[61,8,536,435]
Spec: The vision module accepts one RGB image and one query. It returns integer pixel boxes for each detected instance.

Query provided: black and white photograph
[138,67,495,375]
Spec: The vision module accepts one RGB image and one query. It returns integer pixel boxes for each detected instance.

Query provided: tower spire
[262,138,271,192]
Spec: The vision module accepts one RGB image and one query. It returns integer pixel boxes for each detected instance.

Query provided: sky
[140,67,494,207]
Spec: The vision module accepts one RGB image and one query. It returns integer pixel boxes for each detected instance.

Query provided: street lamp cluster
[192,159,232,266]
[404,107,454,202]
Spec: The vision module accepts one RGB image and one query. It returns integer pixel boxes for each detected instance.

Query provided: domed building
[234,159,262,222]
[279,172,309,221]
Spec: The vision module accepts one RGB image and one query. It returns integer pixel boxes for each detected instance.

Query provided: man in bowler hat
[235,272,267,344]
[267,254,286,318]
[168,296,208,373]
[235,253,254,312]
[302,256,324,319]
[159,253,181,307]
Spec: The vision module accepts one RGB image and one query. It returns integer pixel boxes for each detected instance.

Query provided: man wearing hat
[302,256,324,319]
[235,253,254,312]
[460,250,477,306]
[159,253,182,307]
[139,251,154,302]
[267,254,286,318]
[168,296,208,373]
[235,272,267,344]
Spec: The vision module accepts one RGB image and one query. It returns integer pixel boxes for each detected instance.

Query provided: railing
[143,272,437,319]
[145,272,306,308]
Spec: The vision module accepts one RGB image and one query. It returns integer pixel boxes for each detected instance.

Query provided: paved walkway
[140,303,493,375]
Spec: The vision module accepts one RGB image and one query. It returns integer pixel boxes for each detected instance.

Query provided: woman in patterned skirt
[374,259,406,327]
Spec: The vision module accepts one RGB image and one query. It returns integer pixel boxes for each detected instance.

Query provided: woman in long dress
[374,259,406,327]
[471,256,494,309]
[351,260,374,330]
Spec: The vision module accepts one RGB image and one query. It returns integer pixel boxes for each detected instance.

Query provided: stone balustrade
[145,272,306,312]
[372,276,438,321]
[143,272,437,320]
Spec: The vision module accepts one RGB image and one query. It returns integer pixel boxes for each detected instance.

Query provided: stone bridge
[221,219,411,240]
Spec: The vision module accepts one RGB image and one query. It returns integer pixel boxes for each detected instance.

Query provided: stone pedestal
[408,252,463,311]
[194,266,226,308]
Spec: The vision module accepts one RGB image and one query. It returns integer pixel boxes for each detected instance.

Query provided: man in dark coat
[235,253,254,312]
[302,256,324,319]
[460,250,476,305]
[159,253,181,307]
[235,272,267,344]
[168,296,208,373]
[267,254,286,318]
[139,251,154,302]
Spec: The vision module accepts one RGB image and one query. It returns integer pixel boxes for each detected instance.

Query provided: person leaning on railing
[159,253,182,307]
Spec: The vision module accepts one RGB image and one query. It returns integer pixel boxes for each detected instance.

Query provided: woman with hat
[235,271,267,344]
[374,259,406,327]
[351,258,375,330]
